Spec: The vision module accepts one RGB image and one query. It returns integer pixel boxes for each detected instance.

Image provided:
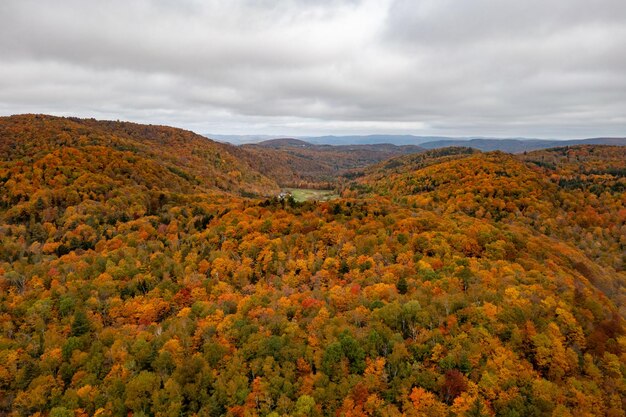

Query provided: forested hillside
[355,146,626,313]
[0,116,624,416]
[0,115,279,199]
[233,139,423,189]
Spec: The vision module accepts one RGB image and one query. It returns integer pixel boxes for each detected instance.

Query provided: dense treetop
[0,115,624,416]
[0,114,279,197]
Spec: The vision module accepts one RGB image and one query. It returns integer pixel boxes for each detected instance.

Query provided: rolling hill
[0,116,625,416]
[0,114,279,198]
[354,145,626,312]
[233,139,423,188]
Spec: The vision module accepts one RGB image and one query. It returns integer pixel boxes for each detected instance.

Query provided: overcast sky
[1,0,625,138]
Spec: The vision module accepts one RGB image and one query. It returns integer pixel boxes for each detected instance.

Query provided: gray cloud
[0,0,625,137]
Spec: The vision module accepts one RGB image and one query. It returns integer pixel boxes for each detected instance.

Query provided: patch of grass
[285,188,339,202]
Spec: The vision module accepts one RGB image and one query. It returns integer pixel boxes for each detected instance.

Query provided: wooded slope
[233,139,424,188]
[0,116,624,416]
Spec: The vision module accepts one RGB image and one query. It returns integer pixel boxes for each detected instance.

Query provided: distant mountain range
[205,133,454,145]
[204,134,283,144]
[252,137,423,153]
[204,133,626,152]
[301,135,449,146]
[419,137,626,153]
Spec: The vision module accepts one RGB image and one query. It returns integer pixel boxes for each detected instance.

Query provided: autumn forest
[1,114,625,417]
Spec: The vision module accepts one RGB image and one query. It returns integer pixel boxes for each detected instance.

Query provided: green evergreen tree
[397,276,408,294]
[70,310,91,337]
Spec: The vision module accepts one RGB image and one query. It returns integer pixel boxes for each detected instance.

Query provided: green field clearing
[285,188,339,202]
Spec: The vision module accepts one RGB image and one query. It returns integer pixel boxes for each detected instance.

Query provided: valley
[230,138,424,189]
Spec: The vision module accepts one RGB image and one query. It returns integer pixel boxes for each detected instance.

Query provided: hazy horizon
[204,132,622,142]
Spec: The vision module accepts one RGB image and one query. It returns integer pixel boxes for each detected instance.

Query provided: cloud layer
[1,0,625,137]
